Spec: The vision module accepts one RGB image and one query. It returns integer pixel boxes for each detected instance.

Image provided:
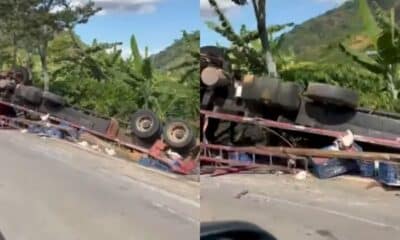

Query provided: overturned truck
[0,67,197,174]
[200,46,400,181]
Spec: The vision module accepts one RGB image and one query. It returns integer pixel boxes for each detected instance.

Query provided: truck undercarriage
[200,46,400,182]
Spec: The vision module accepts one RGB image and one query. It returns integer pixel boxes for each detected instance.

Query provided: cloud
[94,0,161,14]
[69,0,162,15]
[313,0,350,5]
[200,0,239,18]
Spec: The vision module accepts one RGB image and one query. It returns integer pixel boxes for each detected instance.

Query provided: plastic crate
[138,157,171,173]
[357,160,375,177]
[312,143,360,179]
[378,162,400,186]
[228,152,252,163]
[312,158,359,179]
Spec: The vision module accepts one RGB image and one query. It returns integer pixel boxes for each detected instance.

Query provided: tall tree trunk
[252,0,277,77]
[39,42,49,91]
[12,32,17,67]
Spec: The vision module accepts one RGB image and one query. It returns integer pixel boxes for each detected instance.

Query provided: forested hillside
[280,0,400,62]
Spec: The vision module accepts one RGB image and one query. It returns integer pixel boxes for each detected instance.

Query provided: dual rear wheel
[130,109,195,151]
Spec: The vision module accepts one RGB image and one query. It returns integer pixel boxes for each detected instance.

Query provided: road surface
[202,174,400,240]
[0,130,199,240]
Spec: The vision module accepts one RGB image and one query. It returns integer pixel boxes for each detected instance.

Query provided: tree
[339,1,400,99]
[206,0,286,76]
[28,0,100,91]
[0,0,38,66]
[228,0,277,76]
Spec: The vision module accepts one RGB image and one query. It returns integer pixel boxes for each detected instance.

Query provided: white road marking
[151,201,199,224]
[121,175,200,208]
[247,193,400,231]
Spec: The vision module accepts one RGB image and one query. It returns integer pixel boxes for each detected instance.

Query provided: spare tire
[273,82,303,112]
[42,91,66,106]
[130,109,161,139]
[305,83,359,108]
[163,119,195,150]
[14,85,42,105]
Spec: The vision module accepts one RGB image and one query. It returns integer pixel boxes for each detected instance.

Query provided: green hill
[280,0,400,63]
[151,31,199,71]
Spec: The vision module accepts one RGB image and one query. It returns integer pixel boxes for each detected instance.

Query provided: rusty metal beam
[201,143,400,164]
[201,110,400,150]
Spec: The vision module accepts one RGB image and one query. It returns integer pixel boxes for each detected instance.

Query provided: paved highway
[0,130,199,240]
[202,174,400,240]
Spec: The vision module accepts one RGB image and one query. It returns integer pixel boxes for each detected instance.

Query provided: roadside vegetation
[206,0,400,112]
[0,0,199,124]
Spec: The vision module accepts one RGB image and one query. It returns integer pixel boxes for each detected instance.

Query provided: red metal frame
[200,109,400,175]
[201,110,400,150]
[0,100,197,175]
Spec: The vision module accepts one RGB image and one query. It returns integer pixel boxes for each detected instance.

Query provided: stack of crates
[378,162,400,186]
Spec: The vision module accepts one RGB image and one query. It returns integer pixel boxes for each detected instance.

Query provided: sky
[200,0,350,46]
[73,0,349,57]
[74,0,200,58]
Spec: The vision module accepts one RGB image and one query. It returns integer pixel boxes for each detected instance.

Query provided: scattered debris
[91,145,100,151]
[40,113,50,121]
[166,149,183,161]
[78,141,89,147]
[105,148,116,156]
[295,171,307,180]
[235,190,249,199]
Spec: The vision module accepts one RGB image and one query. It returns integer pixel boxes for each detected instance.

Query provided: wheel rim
[136,116,153,133]
[168,123,189,143]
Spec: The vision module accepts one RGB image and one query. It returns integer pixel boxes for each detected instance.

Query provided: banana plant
[340,2,400,99]
[126,34,157,111]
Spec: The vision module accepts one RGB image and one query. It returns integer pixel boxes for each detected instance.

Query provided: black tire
[163,119,195,150]
[305,83,359,108]
[42,91,66,106]
[13,66,32,85]
[14,85,42,105]
[130,109,161,139]
[273,82,303,112]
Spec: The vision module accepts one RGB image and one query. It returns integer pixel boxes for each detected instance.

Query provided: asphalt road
[0,130,199,240]
[201,174,400,240]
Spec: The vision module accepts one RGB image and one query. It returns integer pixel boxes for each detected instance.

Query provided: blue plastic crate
[228,152,252,163]
[357,160,375,177]
[378,162,400,186]
[312,158,359,179]
[138,157,171,173]
[312,143,360,179]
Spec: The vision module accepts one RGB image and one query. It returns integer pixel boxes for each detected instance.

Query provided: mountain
[150,31,199,71]
[280,0,400,63]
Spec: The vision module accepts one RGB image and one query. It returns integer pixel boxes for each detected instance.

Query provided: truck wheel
[163,120,195,150]
[130,109,161,139]
[13,66,32,85]
[14,85,42,105]
[273,82,303,112]
[305,83,358,108]
[42,91,66,106]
